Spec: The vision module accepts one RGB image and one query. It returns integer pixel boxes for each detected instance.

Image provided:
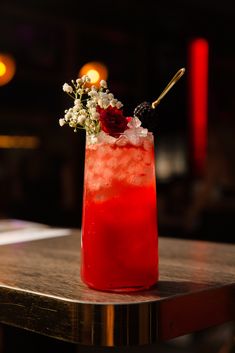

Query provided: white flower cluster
[59,75,123,135]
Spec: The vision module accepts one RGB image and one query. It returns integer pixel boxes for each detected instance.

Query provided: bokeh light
[0,62,7,77]
[0,53,16,86]
[86,69,100,84]
[79,62,108,86]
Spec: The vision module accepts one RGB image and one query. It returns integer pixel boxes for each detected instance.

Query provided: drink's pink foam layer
[81,135,158,292]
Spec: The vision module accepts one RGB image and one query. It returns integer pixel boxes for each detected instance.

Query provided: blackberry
[133,101,157,131]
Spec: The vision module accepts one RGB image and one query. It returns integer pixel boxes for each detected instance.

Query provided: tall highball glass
[81,131,158,292]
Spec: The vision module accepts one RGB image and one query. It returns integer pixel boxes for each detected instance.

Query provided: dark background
[0,0,235,243]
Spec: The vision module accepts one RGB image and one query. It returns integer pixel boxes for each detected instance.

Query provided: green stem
[66,92,75,100]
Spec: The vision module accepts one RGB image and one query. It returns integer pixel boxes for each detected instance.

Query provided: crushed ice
[89,117,149,147]
[127,117,142,129]
[124,117,148,145]
[96,131,116,144]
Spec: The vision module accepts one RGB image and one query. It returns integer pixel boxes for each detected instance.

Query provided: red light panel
[189,38,209,176]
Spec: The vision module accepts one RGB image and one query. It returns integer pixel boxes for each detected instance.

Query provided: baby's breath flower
[85,119,91,127]
[101,98,110,109]
[73,106,79,112]
[74,99,82,110]
[110,99,118,107]
[86,100,96,108]
[69,120,76,128]
[88,90,98,98]
[76,78,82,85]
[64,111,72,121]
[63,83,73,94]
[59,76,123,136]
[100,80,107,88]
[97,98,103,107]
[59,118,66,126]
[99,91,106,98]
[81,75,89,83]
[116,101,123,109]
[90,112,100,120]
[77,115,86,124]
[89,107,97,115]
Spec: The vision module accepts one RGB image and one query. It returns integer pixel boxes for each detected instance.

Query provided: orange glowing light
[0,62,7,77]
[0,135,40,149]
[79,62,108,86]
[0,53,16,86]
[86,69,100,84]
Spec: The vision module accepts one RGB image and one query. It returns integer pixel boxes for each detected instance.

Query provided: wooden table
[0,229,234,347]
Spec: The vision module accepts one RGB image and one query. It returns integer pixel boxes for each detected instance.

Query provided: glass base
[84,280,158,293]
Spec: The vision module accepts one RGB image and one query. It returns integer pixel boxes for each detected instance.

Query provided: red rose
[97,106,129,137]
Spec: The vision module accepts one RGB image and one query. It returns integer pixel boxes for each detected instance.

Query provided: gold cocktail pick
[151,68,185,109]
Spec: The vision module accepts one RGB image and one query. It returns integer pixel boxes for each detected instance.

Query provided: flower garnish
[59,75,125,136]
[97,106,129,137]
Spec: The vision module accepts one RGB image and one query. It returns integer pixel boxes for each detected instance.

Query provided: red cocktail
[59,71,185,292]
[81,132,158,292]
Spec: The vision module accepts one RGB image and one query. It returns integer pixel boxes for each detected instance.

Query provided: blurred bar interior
[0,0,235,243]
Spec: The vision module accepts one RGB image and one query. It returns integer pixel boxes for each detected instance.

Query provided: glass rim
[87,131,153,138]
[86,131,154,147]
[115,131,153,137]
